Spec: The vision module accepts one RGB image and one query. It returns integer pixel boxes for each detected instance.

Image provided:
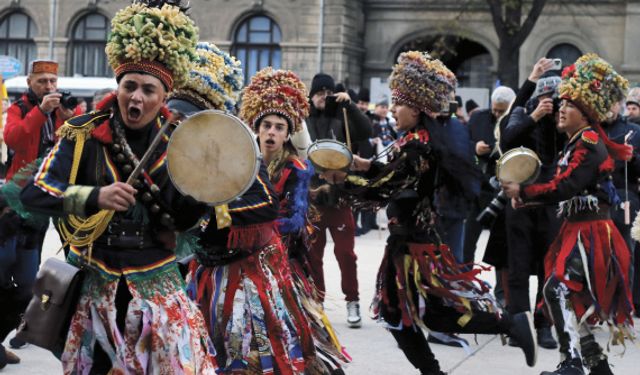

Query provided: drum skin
[167,110,260,205]
[307,139,353,172]
[495,147,541,184]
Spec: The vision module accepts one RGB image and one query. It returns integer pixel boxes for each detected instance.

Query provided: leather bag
[15,257,84,354]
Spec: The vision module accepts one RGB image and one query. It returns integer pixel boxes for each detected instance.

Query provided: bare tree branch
[513,0,548,46]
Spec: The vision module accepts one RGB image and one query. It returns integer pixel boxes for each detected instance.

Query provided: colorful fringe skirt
[544,219,634,330]
[371,238,501,330]
[287,255,351,373]
[62,250,217,375]
[186,238,315,375]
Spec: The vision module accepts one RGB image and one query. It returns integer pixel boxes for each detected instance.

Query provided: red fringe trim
[227,221,277,250]
[593,123,633,161]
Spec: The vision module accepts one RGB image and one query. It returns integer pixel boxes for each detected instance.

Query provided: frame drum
[495,146,541,184]
[166,110,260,205]
[307,139,353,172]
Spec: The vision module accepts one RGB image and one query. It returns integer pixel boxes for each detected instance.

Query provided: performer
[240,67,351,374]
[503,54,634,375]
[19,1,217,373]
[324,51,537,375]
[177,52,316,373]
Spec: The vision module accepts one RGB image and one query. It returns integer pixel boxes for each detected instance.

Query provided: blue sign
[0,55,23,79]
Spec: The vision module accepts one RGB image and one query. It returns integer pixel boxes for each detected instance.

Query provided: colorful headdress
[105,0,199,91]
[169,42,243,113]
[240,67,309,133]
[559,53,629,123]
[389,51,457,114]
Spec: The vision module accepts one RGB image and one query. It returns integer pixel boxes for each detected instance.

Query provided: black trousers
[389,297,508,373]
[505,204,560,327]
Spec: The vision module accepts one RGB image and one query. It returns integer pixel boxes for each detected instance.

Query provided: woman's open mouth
[265,139,275,145]
[128,106,142,121]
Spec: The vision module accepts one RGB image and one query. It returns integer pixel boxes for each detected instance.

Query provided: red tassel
[227,221,276,250]
[593,123,633,161]
[95,92,117,111]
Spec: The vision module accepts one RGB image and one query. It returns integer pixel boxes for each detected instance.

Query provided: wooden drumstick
[342,107,352,151]
[126,111,176,185]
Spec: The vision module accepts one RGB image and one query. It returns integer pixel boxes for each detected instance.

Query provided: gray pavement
[2,225,638,374]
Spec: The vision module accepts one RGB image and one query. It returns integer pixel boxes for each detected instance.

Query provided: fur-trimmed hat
[105,0,199,91]
[240,67,310,133]
[168,42,243,115]
[389,51,457,114]
[559,53,628,123]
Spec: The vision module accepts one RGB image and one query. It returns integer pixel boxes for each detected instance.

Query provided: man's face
[374,104,389,118]
[27,72,58,99]
[311,89,332,111]
[258,114,289,154]
[391,102,419,132]
[491,101,509,119]
[357,100,369,112]
[627,103,640,118]
[116,73,167,130]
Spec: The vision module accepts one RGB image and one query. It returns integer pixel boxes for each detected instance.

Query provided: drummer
[18,1,217,373]
[502,54,634,375]
[167,44,317,373]
[305,73,372,327]
[323,51,538,374]
[240,67,351,373]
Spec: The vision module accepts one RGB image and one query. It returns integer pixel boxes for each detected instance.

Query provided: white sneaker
[346,301,362,328]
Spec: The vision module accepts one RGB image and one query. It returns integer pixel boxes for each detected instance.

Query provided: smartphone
[551,58,562,70]
[324,95,338,116]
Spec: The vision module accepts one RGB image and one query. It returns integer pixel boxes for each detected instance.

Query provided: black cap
[335,83,346,93]
[310,73,335,98]
[347,89,358,102]
[465,99,479,114]
[358,88,370,103]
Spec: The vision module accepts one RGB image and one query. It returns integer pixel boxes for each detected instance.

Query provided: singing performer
[240,67,351,374]
[19,1,217,373]
[173,50,316,373]
[503,54,634,375]
[324,51,537,375]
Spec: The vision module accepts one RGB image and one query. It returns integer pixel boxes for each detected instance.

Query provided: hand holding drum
[498,147,541,199]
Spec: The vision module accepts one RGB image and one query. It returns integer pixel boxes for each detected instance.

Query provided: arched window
[69,13,110,77]
[546,43,583,68]
[0,12,37,75]
[231,15,281,83]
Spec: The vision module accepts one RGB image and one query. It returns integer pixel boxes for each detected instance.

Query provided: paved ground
[2,224,638,374]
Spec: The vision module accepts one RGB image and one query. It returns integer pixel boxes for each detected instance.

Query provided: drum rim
[496,146,542,184]
[307,139,353,171]
[166,109,261,205]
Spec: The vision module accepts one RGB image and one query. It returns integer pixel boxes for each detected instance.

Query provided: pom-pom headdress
[105,0,199,91]
[559,53,629,123]
[169,42,243,113]
[239,67,309,133]
[389,51,457,114]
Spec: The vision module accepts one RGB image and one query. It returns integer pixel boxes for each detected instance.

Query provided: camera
[59,90,79,110]
[476,190,509,228]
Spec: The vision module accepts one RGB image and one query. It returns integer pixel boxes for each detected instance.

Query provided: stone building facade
[1,0,639,96]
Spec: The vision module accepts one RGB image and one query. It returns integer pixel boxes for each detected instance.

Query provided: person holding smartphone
[305,73,372,328]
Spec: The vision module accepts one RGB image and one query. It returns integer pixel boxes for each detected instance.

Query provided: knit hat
[627,87,640,107]
[465,99,479,114]
[105,0,199,91]
[240,67,310,133]
[358,88,370,103]
[168,42,243,115]
[533,76,561,99]
[389,51,457,114]
[559,53,629,123]
[309,73,335,98]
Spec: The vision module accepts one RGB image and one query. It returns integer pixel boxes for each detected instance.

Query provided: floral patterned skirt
[186,238,316,375]
[62,250,217,375]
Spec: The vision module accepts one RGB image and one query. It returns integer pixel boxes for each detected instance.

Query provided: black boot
[540,358,584,375]
[537,326,558,349]
[589,358,613,375]
[507,311,538,367]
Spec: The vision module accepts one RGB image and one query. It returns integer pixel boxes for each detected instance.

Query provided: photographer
[500,59,566,350]
[305,72,372,328]
[0,60,73,355]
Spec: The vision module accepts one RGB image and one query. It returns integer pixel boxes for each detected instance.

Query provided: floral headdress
[389,51,457,114]
[239,67,309,133]
[559,53,628,123]
[105,0,199,91]
[169,42,243,112]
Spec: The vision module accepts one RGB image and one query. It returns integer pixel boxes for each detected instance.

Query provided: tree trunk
[497,40,520,89]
